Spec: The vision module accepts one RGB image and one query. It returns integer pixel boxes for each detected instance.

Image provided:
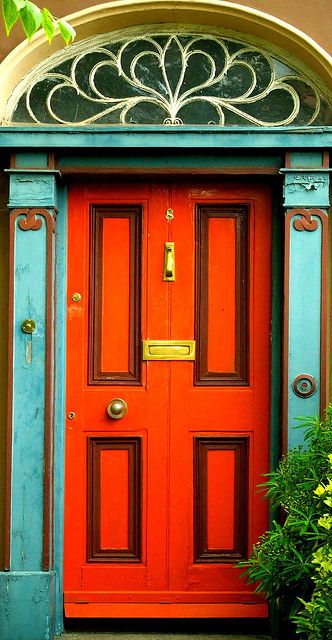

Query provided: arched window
[5,26,332,127]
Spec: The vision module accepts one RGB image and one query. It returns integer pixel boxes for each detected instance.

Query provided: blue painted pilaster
[0,154,64,640]
[282,152,330,450]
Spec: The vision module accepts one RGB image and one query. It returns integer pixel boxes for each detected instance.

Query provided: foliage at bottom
[240,407,332,639]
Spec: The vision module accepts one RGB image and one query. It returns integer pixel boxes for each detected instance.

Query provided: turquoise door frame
[0,127,330,640]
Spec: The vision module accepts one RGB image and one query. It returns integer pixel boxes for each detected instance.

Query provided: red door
[64,179,271,618]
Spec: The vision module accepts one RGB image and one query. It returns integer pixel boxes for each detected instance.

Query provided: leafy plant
[293,453,332,638]
[240,407,332,638]
[2,0,75,44]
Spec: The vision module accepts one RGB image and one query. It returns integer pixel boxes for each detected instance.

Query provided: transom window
[6,26,332,127]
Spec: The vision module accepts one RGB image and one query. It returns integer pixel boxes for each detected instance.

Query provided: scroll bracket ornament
[292,208,323,232]
[15,208,56,233]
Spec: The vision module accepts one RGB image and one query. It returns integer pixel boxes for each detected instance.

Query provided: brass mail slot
[142,340,196,361]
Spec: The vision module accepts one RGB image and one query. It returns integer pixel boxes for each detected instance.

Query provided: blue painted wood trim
[283,154,330,450]
[57,151,283,170]
[15,152,49,168]
[7,171,61,209]
[0,126,331,148]
[0,572,55,640]
[10,211,48,570]
[287,214,323,448]
[282,170,330,208]
[0,164,60,640]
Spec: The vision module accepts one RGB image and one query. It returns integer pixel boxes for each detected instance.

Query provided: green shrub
[293,453,332,638]
[240,406,332,638]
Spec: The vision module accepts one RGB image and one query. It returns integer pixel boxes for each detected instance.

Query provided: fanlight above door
[6,27,332,127]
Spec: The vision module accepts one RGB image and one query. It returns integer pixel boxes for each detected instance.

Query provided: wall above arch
[0,0,331,123]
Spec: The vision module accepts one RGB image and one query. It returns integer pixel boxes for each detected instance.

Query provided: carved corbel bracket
[291,208,326,232]
[12,207,56,233]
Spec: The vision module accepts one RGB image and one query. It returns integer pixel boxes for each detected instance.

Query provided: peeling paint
[25,339,32,364]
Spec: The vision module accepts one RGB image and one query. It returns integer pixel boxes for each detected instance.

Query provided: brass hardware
[72,292,82,302]
[163,242,175,281]
[67,411,76,420]
[21,319,36,334]
[166,208,174,220]
[107,398,128,420]
[142,340,196,361]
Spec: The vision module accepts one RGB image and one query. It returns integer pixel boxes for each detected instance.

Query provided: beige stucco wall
[0,0,331,61]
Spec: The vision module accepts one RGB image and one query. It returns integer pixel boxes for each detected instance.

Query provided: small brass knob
[21,319,36,334]
[107,398,127,420]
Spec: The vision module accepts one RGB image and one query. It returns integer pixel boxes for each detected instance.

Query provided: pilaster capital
[280,168,330,209]
[5,168,61,210]
[281,156,330,450]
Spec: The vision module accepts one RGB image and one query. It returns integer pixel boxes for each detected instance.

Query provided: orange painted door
[64,179,271,618]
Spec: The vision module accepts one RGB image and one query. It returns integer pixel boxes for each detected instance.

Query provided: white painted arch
[0,0,331,123]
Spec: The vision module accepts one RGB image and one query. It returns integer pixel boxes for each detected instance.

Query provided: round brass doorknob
[107,398,127,420]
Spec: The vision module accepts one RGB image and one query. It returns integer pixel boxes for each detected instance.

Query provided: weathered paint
[0,159,58,640]
[0,127,331,149]
[0,571,55,640]
[283,170,330,208]
[7,171,60,209]
[288,218,322,448]
[283,153,330,450]
[10,213,47,569]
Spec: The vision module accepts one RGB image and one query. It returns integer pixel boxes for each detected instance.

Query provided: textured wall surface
[0,0,331,61]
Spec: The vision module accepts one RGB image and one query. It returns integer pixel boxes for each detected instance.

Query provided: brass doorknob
[107,398,127,420]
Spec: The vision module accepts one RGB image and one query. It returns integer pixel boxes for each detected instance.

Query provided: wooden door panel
[195,206,248,383]
[65,179,271,617]
[89,205,142,384]
[194,437,249,563]
[87,437,142,562]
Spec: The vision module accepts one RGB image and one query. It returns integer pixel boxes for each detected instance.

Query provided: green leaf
[41,7,55,43]
[57,18,75,45]
[2,0,19,36]
[12,0,26,8]
[19,0,42,40]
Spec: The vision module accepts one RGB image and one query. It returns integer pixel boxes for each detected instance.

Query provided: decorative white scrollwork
[6,28,332,127]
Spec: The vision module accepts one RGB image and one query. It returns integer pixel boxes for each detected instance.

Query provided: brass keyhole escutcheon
[107,398,128,420]
[67,411,76,420]
[72,292,82,302]
[21,319,36,334]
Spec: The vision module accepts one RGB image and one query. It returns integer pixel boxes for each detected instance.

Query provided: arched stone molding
[0,0,331,122]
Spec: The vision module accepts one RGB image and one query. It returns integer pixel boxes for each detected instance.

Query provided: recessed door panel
[64,179,272,617]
